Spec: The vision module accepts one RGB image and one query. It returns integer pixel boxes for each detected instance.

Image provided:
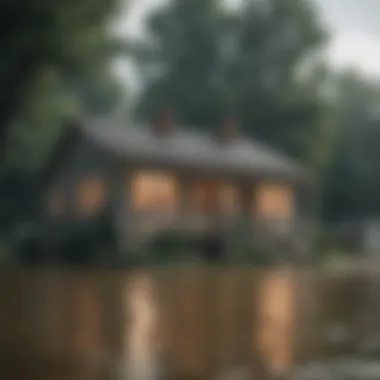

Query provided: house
[40,112,315,257]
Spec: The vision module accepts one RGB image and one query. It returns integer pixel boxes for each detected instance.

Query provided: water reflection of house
[41,112,314,255]
[122,270,304,379]
[257,271,295,376]
[0,269,322,379]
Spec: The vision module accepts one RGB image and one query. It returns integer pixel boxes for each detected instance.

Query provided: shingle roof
[79,117,309,180]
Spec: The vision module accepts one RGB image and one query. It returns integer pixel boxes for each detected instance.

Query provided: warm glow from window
[219,184,239,215]
[188,182,219,213]
[189,183,208,212]
[48,188,64,216]
[256,183,294,219]
[257,271,294,375]
[78,177,106,215]
[131,171,177,212]
[188,182,238,214]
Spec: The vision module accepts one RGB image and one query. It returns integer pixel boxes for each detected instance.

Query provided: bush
[13,223,49,265]
[17,235,45,265]
[58,210,118,266]
[228,243,276,266]
[313,229,344,262]
[0,238,15,265]
[147,228,280,267]
[225,227,278,266]
[59,226,97,265]
[148,229,192,261]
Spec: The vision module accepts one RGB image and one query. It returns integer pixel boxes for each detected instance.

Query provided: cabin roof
[42,116,311,186]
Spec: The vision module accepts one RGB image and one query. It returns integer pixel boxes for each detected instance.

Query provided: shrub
[225,227,278,266]
[228,243,276,266]
[58,210,118,266]
[313,229,344,262]
[14,223,48,265]
[0,238,15,265]
[148,229,192,261]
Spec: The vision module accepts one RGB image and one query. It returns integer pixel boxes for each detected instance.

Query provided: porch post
[176,175,191,232]
[236,179,262,252]
[236,181,253,246]
[110,165,134,254]
[292,180,316,257]
[239,181,256,229]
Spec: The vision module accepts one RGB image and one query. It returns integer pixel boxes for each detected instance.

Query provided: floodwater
[0,267,379,380]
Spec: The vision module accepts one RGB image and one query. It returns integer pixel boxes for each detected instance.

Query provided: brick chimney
[153,109,176,137]
[218,117,240,144]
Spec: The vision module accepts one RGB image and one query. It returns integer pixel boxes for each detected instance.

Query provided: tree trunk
[0,54,41,165]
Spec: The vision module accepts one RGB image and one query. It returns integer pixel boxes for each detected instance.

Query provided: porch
[111,167,313,255]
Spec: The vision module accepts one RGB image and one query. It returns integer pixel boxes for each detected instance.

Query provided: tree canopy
[323,72,380,221]
[0,0,125,236]
[131,0,333,169]
[1,0,123,170]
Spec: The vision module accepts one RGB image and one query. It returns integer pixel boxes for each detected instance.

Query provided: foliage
[142,229,202,265]
[57,211,118,266]
[130,0,333,169]
[0,0,126,240]
[149,230,190,257]
[10,208,118,267]
[131,226,282,267]
[0,239,15,266]
[16,230,46,266]
[225,227,278,266]
[322,71,380,222]
[312,228,342,260]
[0,170,38,234]
[228,244,275,266]
[1,0,124,170]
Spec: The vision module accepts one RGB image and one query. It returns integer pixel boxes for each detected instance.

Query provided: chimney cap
[153,109,176,136]
[217,116,240,143]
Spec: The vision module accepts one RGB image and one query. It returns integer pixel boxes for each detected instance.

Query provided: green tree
[323,71,380,221]
[0,0,126,238]
[131,0,332,168]
[0,0,123,165]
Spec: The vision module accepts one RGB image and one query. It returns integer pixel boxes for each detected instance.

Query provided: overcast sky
[318,0,380,75]
[114,0,380,85]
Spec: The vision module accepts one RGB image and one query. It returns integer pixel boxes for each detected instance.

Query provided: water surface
[0,267,378,379]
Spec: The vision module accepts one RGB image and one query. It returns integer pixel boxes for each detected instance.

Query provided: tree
[0,0,123,164]
[131,0,332,168]
[322,71,380,221]
[0,0,126,238]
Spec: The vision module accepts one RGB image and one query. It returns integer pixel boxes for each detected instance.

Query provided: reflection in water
[124,274,161,380]
[257,270,294,377]
[0,269,377,380]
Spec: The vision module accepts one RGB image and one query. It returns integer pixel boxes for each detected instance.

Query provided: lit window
[218,184,239,215]
[77,177,106,215]
[188,182,220,213]
[189,183,208,212]
[256,183,294,219]
[131,171,177,212]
